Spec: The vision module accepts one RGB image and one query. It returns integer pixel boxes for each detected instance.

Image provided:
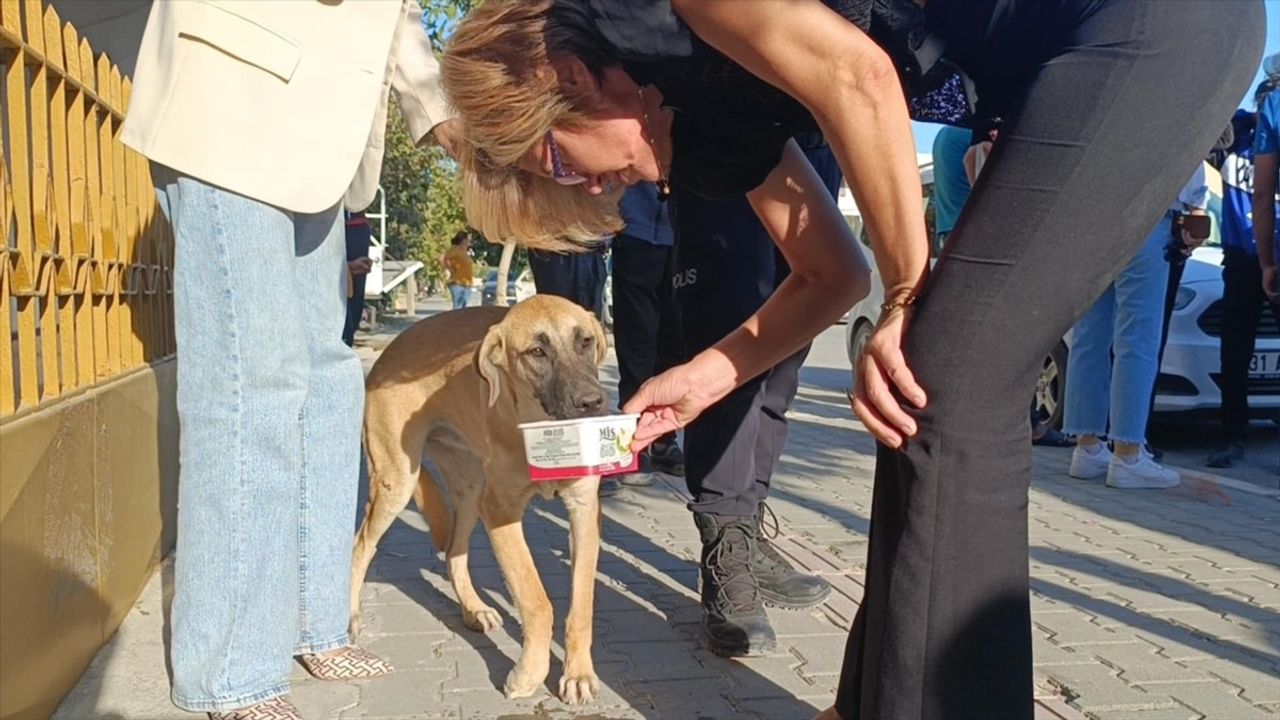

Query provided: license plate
[1250,351,1280,377]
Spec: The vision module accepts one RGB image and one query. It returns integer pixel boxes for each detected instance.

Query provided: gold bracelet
[879,295,918,314]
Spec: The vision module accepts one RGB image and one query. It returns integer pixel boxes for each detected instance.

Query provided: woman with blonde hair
[440,1,1263,718]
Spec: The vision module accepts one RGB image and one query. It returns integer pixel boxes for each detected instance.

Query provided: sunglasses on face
[546,131,588,186]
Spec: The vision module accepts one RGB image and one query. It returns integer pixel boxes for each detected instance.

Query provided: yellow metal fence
[1,0,173,419]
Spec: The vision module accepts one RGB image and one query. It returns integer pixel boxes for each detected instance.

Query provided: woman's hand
[430,118,464,159]
[850,304,927,448]
[622,359,731,452]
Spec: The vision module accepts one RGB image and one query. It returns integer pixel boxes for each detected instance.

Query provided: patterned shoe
[297,645,394,681]
[208,696,303,720]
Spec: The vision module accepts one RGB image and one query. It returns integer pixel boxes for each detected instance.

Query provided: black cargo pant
[672,142,842,518]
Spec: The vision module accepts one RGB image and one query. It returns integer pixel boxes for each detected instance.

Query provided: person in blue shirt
[1208,74,1280,468]
[930,125,971,251]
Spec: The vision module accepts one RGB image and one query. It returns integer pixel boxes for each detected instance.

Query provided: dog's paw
[558,671,600,705]
[503,663,548,699]
[462,604,503,633]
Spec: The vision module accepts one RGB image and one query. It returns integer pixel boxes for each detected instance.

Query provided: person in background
[122,1,457,716]
[1208,75,1280,469]
[611,184,686,481]
[1065,167,1210,489]
[527,245,609,320]
[442,230,476,310]
[1147,125,1235,461]
[343,211,374,347]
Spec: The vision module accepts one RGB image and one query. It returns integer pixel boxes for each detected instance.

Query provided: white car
[480,269,536,307]
[845,246,1280,427]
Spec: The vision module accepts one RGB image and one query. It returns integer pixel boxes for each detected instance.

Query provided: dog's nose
[572,390,606,416]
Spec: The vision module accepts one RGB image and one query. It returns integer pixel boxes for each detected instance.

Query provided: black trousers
[1148,253,1187,423]
[342,220,372,348]
[1218,259,1280,440]
[835,2,1264,719]
[528,248,607,320]
[673,142,842,519]
[611,234,683,408]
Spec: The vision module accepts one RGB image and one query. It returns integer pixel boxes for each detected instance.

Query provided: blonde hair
[442,0,624,252]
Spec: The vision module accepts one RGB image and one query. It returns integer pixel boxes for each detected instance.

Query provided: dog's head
[477,295,609,422]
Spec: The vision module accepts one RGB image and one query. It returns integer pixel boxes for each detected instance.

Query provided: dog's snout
[572,389,606,417]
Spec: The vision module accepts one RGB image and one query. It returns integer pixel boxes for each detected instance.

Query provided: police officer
[672,136,840,656]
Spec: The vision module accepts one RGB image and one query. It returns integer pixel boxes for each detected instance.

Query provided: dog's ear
[477,326,505,407]
[589,315,608,366]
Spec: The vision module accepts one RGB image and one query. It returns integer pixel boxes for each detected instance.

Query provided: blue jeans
[1063,215,1172,444]
[449,283,471,309]
[154,169,364,711]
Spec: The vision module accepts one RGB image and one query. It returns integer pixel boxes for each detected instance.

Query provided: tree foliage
[376,0,493,291]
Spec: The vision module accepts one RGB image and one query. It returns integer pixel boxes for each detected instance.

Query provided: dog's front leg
[481,490,553,699]
[558,476,602,704]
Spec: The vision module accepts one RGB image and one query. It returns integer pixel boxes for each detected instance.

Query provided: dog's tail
[414,466,453,553]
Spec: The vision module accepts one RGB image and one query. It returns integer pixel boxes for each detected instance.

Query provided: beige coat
[121,0,452,213]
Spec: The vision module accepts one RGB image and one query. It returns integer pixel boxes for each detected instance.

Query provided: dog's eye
[526,347,547,359]
[580,336,594,350]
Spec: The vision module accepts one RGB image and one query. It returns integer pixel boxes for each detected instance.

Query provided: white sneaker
[1069,443,1112,479]
[1106,450,1181,489]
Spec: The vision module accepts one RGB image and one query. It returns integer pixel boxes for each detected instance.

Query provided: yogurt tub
[517,413,640,482]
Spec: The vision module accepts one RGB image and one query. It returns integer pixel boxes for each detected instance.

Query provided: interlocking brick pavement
[55,313,1278,720]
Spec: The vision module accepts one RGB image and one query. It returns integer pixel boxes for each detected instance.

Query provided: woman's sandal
[297,645,395,681]
[208,696,302,720]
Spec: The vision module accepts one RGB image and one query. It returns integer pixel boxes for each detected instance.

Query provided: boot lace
[705,523,760,613]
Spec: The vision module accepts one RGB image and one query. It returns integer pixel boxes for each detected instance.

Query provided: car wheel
[847,320,873,385]
[1034,341,1068,430]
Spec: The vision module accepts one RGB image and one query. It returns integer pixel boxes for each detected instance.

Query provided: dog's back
[366,305,506,400]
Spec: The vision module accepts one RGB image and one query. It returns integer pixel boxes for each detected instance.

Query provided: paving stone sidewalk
[56,318,1280,720]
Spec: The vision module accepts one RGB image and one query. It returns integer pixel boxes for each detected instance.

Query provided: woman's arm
[673,0,931,444]
[624,141,870,444]
[674,0,929,307]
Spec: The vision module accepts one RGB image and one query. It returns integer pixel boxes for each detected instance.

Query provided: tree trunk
[495,241,516,306]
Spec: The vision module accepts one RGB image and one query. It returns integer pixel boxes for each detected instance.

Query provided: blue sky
[912,2,1280,153]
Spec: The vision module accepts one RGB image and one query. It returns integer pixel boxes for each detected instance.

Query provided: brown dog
[350,295,611,705]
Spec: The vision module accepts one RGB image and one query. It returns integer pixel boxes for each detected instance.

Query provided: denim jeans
[449,283,471,309]
[1063,215,1172,444]
[154,169,364,711]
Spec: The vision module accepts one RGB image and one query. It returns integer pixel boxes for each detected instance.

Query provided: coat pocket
[177,0,302,82]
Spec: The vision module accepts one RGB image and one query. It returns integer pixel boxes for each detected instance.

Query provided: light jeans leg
[450,283,470,309]
[159,169,353,711]
[1063,285,1116,438]
[292,210,365,654]
[1108,217,1171,443]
